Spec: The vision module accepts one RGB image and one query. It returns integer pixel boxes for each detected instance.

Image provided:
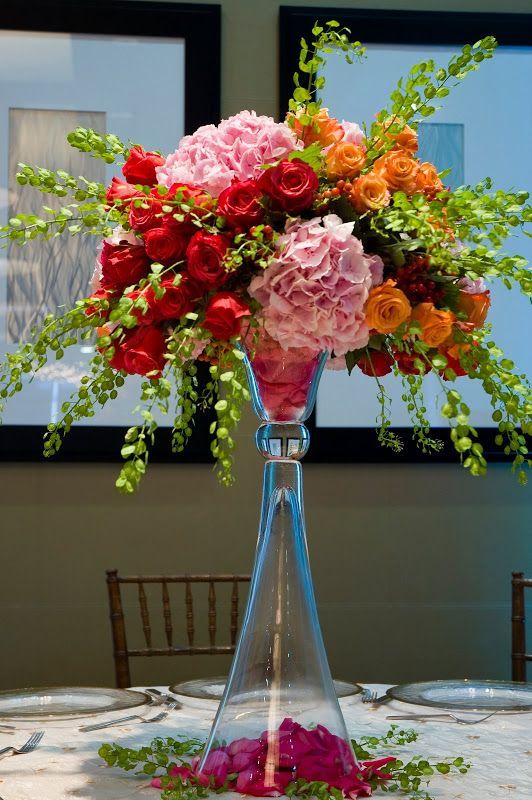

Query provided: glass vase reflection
[197,333,359,795]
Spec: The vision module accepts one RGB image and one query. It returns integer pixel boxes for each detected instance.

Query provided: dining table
[0,683,530,800]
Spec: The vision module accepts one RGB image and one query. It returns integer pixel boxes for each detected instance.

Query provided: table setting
[0,679,531,800]
[0,14,531,800]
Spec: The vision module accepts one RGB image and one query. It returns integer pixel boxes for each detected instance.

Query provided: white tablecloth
[0,685,531,800]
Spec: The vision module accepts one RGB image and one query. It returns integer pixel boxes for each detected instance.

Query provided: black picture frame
[0,0,220,463]
[279,6,532,465]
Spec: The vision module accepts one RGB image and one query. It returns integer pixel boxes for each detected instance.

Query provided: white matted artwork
[0,30,185,427]
[316,43,532,430]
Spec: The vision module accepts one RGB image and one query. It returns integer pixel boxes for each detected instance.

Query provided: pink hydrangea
[249,214,373,356]
[156,111,301,197]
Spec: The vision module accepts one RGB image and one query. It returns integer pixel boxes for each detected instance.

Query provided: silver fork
[361,689,390,705]
[387,712,498,725]
[79,700,180,732]
[361,688,376,703]
[0,731,44,759]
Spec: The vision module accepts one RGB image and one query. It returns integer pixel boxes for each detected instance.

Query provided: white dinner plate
[388,679,532,712]
[0,686,149,720]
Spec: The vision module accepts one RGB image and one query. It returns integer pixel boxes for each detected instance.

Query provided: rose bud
[357,350,394,377]
[122,145,165,186]
[186,231,232,288]
[105,177,142,207]
[203,292,251,340]
[100,241,151,291]
[217,179,265,228]
[85,288,116,319]
[257,159,318,214]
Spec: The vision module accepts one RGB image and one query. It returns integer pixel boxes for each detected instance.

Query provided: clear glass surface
[0,686,149,719]
[170,677,362,702]
[198,335,359,794]
[388,680,532,712]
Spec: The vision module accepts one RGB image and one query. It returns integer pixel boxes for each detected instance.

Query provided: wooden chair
[511,571,532,682]
[106,570,251,688]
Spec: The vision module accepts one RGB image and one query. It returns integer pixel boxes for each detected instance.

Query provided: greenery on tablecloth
[99,725,471,800]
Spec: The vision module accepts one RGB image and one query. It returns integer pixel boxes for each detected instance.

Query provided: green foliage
[116,378,172,494]
[208,349,250,486]
[67,127,127,163]
[0,307,92,417]
[365,37,498,161]
[288,21,365,120]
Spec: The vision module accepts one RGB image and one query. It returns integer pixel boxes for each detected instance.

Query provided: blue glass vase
[198,335,357,794]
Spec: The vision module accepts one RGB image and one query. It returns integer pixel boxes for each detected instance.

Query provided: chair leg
[511,572,526,682]
[106,570,131,688]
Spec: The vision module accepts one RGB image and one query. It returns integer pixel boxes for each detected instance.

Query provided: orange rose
[411,302,455,347]
[457,290,490,328]
[350,173,391,214]
[376,118,418,153]
[416,162,444,199]
[373,150,420,194]
[326,142,366,180]
[291,108,344,148]
[365,279,412,334]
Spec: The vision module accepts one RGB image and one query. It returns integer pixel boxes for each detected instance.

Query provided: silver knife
[79,714,140,732]
[372,694,392,705]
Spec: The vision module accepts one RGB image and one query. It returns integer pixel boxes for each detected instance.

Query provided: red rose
[151,275,197,321]
[100,242,150,291]
[125,288,157,326]
[394,351,422,376]
[120,326,167,377]
[203,292,251,340]
[186,231,231,288]
[105,177,142,207]
[128,196,163,232]
[85,288,115,319]
[144,221,194,266]
[257,158,318,213]
[122,146,165,186]
[357,350,394,377]
[217,179,265,228]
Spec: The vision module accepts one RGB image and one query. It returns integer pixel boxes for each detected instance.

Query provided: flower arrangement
[0,23,530,491]
[99,724,472,800]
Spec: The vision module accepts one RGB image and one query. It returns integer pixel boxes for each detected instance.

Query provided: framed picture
[0,0,220,461]
[279,7,532,464]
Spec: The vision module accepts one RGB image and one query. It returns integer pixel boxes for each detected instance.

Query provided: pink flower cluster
[151,719,394,797]
[156,111,300,197]
[249,215,382,356]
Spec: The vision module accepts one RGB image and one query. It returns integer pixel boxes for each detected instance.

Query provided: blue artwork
[418,122,464,189]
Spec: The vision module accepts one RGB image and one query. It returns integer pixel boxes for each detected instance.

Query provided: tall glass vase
[198,335,357,795]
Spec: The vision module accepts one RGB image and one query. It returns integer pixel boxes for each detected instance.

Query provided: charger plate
[170,676,361,702]
[388,679,532,712]
[0,686,149,720]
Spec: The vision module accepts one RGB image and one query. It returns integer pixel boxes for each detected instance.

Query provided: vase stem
[198,342,357,792]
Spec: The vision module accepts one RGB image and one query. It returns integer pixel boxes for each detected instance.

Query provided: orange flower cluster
[291,108,344,149]
[346,119,443,213]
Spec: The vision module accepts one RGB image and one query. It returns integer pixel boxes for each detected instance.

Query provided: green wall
[1,0,531,690]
